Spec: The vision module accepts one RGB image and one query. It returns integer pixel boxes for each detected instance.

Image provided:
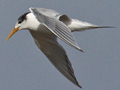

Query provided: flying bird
[6,7,112,88]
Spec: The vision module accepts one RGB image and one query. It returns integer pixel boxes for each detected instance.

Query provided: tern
[6,7,112,88]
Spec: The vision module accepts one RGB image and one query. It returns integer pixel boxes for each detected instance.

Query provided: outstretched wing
[29,7,83,52]
[29,31,82,88]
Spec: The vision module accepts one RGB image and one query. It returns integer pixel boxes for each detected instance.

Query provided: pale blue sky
[0,0,120,90]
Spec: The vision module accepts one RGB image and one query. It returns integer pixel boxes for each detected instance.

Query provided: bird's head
[6,12,39,41]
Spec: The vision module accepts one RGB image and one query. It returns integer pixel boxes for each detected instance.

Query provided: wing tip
[75,82,82,88]
[29,7,33,10]
[29,7,36,12]
[78,85,82,88]
[79,49,84,53]
[77,48,84,53]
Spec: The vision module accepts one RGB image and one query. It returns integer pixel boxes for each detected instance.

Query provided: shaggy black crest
[17,12,30,24]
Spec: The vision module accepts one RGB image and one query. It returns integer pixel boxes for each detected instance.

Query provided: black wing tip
[79,49,84,53]
[78,84,82,88]
[74,78,82,88]
[75,82,82,88]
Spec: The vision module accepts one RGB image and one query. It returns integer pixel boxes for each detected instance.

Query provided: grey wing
[59,15,113,32]
[29,7,83,52]
[29,7,61,19]
[29,31,82,88]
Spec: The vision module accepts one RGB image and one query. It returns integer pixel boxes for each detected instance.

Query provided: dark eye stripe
[17,12,30,24]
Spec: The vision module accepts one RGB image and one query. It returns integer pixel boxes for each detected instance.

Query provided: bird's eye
[18,20,22,24]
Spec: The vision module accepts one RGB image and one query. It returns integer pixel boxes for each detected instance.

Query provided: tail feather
[66,19,114,32]
[71,25,114,32]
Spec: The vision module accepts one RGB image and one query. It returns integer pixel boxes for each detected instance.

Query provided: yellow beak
[6,27,20,41]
